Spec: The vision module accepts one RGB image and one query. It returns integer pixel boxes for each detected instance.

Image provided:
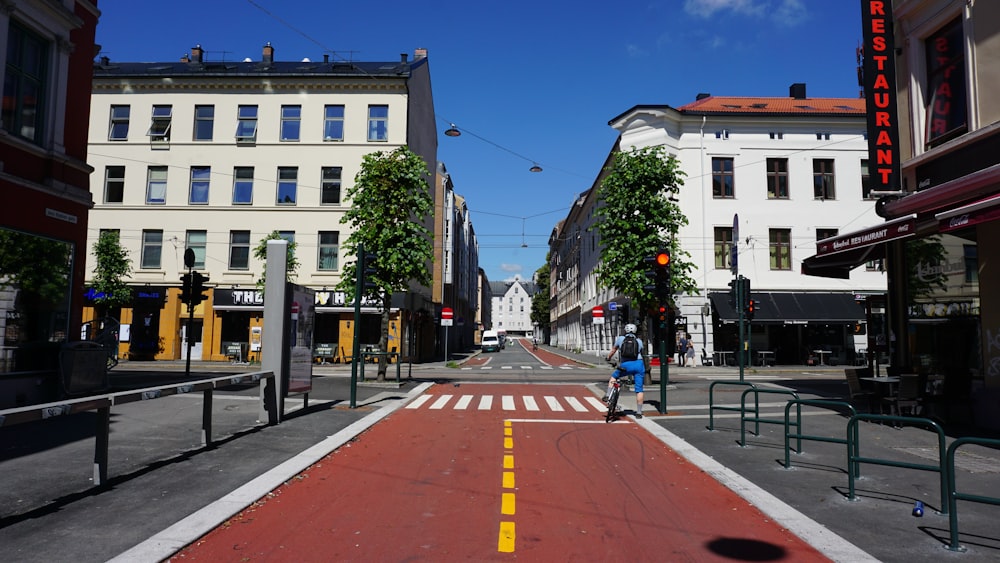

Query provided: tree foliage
[337,147,435,378]
[595,146,697,321]
[90,230,133,315]
[254,230,300,288]
[530,259,550,332]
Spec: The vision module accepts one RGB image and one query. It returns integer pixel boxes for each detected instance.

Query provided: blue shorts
[614,359,645,393]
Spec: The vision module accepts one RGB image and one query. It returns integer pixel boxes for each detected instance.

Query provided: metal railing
[783,399,858,476]
[0,370,276,486]
[739,388,799,447]
[707,380,756,431]
[945,436,1000,552]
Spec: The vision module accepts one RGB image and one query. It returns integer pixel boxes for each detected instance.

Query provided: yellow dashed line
[503,471,515,488]
[504,437,514,449]
[503,454,514,469]
[501,492,516,514]
[498,420,516,552]
[498,521,515,552]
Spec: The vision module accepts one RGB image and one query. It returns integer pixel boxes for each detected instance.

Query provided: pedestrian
[686,334,697,367]
[678,333,689,367]
[603,323,646,418]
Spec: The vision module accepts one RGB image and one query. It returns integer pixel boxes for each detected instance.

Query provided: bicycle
[604,360,633,423]
[532,340,538,352]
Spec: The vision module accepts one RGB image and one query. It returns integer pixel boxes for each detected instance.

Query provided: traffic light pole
[184,266,195,378]
[658,334,668,414]
[349,244,366,408]
[737,275,745,382]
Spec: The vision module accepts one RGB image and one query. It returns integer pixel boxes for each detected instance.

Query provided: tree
[594,146,697,331]
[530,260,550,340]
[90,230,133,320]
[337,146,435,380]
[253,231,300,288]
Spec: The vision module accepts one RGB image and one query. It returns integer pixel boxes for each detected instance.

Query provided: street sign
[441,307,454,326]
[592,306,605,325]
[608,302,617,311]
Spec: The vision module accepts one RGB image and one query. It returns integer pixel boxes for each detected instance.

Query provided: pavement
[1,346,999,562]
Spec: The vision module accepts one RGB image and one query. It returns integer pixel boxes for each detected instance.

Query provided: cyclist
[603,323,645,419]
[532,337,538,351]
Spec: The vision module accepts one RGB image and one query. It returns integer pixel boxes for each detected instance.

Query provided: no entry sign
[441,307,454,326]
[592,306,605,325]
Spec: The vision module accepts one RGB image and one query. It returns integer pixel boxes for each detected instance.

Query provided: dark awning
[708,292,866,324]
[801,214,917,279]
[936,192,1000,232]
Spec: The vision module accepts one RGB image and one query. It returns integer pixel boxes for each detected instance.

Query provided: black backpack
[620,334,639,361]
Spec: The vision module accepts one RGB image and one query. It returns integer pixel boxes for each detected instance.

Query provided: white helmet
[625,323,637,335]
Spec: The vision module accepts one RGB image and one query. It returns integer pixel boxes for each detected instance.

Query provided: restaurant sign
[816,216,915,256]
[860,0,901,193]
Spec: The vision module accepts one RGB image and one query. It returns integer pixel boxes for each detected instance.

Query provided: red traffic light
[655,252,670,266]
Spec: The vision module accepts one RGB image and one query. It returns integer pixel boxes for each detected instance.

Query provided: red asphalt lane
[172,384,828,562]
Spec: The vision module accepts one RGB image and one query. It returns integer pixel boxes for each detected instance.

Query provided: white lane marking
[501,395,516,410]
[478,395,493,410]
[583,396,606,410]
[523,396,540,411]
[544,396,563,411]
[406,395,434,409]
[430,395,453,409]
[454,395,473,410]
[564,397,588,412]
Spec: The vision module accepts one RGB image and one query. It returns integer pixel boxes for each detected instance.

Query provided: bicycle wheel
[605,386,620,423]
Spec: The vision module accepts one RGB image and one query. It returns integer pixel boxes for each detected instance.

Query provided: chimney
[414,48,427,60]
[696,92,711,101]
[180,54,190,63]
[263,42,274,63]
[100,55,110,66]
[190,44,203,63]
[789,83,807,99]
[400,53,408,63]
[323,54,329,63]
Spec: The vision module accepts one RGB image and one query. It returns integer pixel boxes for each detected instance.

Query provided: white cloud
[500,263,522,274]
[626,43,649,58]
[684,0,766,18]
[773,0,808,27]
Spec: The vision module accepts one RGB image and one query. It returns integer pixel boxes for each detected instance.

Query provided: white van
[481,330,501,353]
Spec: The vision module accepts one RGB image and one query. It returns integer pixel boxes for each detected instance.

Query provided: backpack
[620,334,639,361]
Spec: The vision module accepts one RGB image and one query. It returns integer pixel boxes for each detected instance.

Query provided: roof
[677,95,865,116]
[93,58,423,79]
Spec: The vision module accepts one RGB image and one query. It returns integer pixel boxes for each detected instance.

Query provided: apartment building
[490,279,537,337]
[1,1,99,406]
[553,85,882,364]
[85,44,443,363]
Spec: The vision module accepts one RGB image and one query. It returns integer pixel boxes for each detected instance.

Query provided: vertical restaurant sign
[860,0,900,192]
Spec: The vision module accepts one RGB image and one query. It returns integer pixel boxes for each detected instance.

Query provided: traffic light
[180,273,193,304]
[728,278,738,308]
[657,305,668,330]
[190,271,209,305]
[739,277,751,310]
[358,249,378,292]
[643,249,671,301]
[746,298,756,322]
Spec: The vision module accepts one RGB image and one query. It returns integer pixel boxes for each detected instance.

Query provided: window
[141,230,163,269]
[813,159,835,199]
[715,130,730,139]
[860,159,876,200]
[194,105,214,141]
[229,231,251,270]
[769,132,783,140]
[2,22,48,144]
[185,230,207,269]
[712,157,734,198]
[318,231,339,270]
[714,227,733,270]
[235,105,258,142]
[104,166,125,203]
[324,105,345,141]
[766,158,788,199]
[146,166,167,204]
[816,228,838,241]
[189,166,210,204]
[233,167,254,204]
[278,231,295,243]
[865,259,884,272]
[147,105,172,142]
[769,229,792,270]
[925,18,967,147]
[276,167,297,204]
[964,245,978,284]
[280,105,301,141]
[321,167,342,205]
[815,132,831,140]
[109,105,130,141]
[367,105,388,141]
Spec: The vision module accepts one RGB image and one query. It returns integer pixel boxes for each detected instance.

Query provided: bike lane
[172,383,830,561]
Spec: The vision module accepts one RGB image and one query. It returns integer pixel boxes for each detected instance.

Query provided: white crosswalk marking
[544,396,563,411]
[501,395,516,410]
[523,396,540,411]
[405,395,433,409]
[478,395,493,410]
[583,397,606,410]
[454,395,473,410]
[430,395,453,409]
[564,397,589,412]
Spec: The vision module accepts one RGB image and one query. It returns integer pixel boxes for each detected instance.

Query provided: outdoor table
[860,375,900,410]
[813,350,833,365]
[756,350,774,366]
[714,350,734,366]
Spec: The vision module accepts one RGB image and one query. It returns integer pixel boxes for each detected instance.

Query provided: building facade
[490,279,537,337]
[553,85,881,364]
[1,0,99,406]
[85,44,446,363]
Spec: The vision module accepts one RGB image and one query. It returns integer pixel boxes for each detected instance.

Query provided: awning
[801,215,917,279]
[936,192,1000,232]
[708,292,865,324]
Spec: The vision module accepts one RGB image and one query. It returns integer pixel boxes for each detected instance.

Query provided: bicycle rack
[846,414,948,514]
[739,388,799,447]
[783,399,858,476]
[707,381,756,431]
[945,436,1000,552]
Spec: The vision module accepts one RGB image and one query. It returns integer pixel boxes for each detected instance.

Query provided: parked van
[481,330,501,353]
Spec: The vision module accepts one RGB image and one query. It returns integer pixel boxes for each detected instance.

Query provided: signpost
[592,306,605,325]
[441,307,453,361]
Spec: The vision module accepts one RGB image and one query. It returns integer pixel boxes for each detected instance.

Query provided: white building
[85,44,441,362]
[554,85,885,365]
[490,279,537,337]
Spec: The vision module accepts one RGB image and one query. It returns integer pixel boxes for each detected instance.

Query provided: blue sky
[95,0,864,283]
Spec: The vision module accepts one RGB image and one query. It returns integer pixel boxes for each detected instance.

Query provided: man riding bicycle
[603,323,645,419]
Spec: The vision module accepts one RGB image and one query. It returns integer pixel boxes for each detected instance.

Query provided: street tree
[253,230,300,288]
[530,260,550,341]
[90,230,133,321]
[594,145,697,333]
[337,146,434,380]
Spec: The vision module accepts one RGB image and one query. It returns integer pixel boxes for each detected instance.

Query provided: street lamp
[445,123,461,137]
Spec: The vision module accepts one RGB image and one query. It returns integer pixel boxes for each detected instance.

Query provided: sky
[94,0,865,283]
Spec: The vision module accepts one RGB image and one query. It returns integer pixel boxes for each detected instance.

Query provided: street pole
[659,335,668,414]
[738,275,745,382]
[349,244,365,408]
[185,265,194,378]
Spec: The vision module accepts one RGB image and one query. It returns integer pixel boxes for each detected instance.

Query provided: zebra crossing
[405,393,607,413]
[460,365,594,370]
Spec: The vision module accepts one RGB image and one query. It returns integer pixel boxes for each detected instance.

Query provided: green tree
[90,230,133,319]
[253,230,300,288]
[530,260,550,340]
[594,146,697,330]
[337,146,434,380]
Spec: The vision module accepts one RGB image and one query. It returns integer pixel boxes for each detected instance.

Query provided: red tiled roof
[678,96,865,115]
